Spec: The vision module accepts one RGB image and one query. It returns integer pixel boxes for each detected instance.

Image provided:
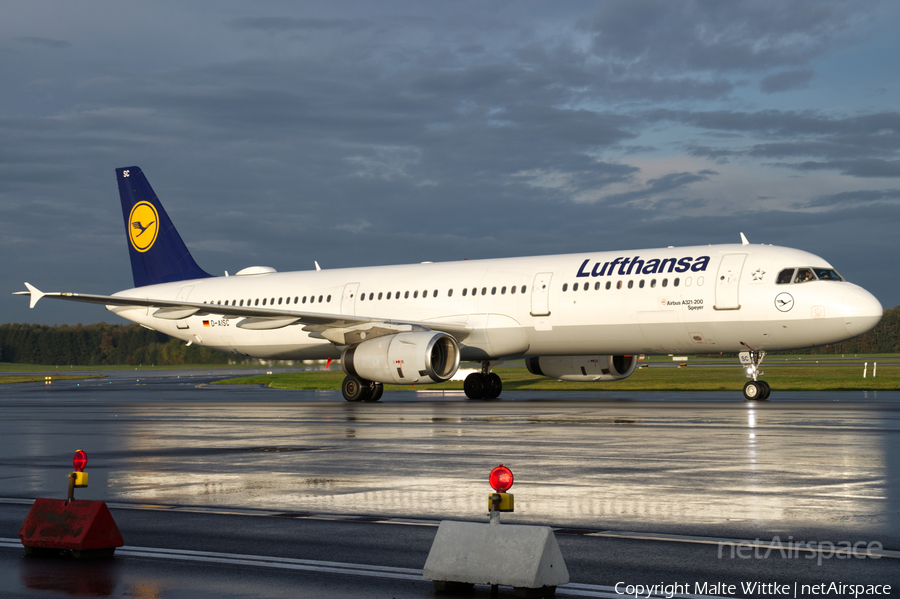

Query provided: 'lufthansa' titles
[576,255,710,278]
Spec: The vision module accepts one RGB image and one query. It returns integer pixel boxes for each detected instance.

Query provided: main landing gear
[740,347,771,401]
[342,375,383,402]
[464,361,502,400]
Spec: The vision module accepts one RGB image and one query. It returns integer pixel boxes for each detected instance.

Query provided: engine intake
[525,355,637,382]
[342,331,460,385]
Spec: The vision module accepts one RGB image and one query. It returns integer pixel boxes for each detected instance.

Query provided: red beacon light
[489,464,514,494]
[73,450,88,473]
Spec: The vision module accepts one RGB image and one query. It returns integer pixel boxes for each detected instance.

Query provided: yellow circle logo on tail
[128,201,159,252]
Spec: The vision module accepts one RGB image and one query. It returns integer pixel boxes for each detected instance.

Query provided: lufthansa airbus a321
[16,167,883,402]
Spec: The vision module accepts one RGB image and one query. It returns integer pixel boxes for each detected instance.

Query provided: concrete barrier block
[423,520,569,590]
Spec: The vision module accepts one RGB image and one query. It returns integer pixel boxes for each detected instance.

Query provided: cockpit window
[813,268,844,281]
[794,268,815,283]
[776,268,794,285]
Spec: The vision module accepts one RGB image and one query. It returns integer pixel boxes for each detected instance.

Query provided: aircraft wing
[14,283,472,345]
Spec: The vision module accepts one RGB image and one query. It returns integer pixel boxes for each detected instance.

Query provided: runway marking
[1,497,897,559]
[0,537,731,599]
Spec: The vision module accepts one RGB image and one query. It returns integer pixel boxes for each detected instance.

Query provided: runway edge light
[19,448,124,559]
[423,464,568,598]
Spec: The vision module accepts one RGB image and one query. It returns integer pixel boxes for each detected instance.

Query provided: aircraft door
[714,254,747,310]
[530,272,553,316]
[341,283,360,315]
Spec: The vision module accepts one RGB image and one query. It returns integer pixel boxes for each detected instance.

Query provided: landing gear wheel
[464,373,486,400]
[485,373,502,400]
[342,375,367,402]
[758,380,771,401]
[364,382,383,402]
[743,380,764,401]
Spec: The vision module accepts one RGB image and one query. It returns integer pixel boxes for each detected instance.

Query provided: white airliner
[17,167,883,402]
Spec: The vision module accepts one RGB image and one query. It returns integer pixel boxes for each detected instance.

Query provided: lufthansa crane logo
[774,292,794,312]
[128,201,159,253]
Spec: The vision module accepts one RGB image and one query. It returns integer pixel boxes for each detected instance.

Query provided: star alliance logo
[751,268,765,281]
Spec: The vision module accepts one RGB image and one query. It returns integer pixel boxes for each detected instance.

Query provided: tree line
[0,305,897,366]
[0,323,234,366]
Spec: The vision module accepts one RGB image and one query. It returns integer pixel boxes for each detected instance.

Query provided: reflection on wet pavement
[2,377,899,542]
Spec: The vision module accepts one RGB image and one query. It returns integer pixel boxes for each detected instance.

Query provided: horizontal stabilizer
[12,283,46,309]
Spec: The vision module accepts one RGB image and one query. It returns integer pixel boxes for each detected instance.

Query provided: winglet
[13,282,46,309]
[740,232,749,246]
[315,261,322,271]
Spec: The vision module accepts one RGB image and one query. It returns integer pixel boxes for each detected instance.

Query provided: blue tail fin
[116,166,213,288]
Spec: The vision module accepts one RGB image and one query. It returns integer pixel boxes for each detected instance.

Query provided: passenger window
[360,294,365,301]
[405,291,410,299]
[481,287,487,295]
[448,289,453,297]
[650,279,656,288]
[572,283,578,291]
[302,297,306,304]
[795,268,815,283]
[776,268,794,285]
[396,291,400,299]
[294,296,298,304]
[563,283,568,292]
[606,281,611,290]
[255,299,260,306]
[387,292,392,299]
[433,289,438,297]
[462,288,467,297]
[616,281,622,290]
[369,293,374,300]
[521,286,526,294]
[320,295,325,302]
[414,290,419,298]
[628,280,634,289]
[239,299,244,306]
[378,292,383,300]
[472,288,477,296]
[262,298,266,305]
[511,286,516,294]
[278,298,282,305]
[491,287,496,295]
[662,279,667,288]
[501,286,506,295]
[697,277,703,286]
[674,278,680,287]
[639,280,645,289]
[594,282,600,290]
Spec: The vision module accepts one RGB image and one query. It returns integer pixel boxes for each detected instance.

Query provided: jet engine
[342,331,460,385]
[525,355,638,382]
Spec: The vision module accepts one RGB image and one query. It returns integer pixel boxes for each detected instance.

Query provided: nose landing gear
[739,347,770,401]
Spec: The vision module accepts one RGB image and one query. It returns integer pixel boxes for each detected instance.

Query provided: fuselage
[109,243,883,361]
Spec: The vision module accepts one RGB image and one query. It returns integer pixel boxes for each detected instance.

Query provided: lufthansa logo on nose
[128,201,159,253]
[774,292,794,312]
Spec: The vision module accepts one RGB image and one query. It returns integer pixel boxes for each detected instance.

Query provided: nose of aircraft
[843,289,883,338]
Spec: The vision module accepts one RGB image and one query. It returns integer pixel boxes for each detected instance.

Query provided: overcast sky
[3,0,899,326]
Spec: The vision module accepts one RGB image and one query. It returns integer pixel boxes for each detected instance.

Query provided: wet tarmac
[1,370,899,597]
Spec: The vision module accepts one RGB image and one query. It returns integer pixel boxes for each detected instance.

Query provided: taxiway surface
[1,370,898,597]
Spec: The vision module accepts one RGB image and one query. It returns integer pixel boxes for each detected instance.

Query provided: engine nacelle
[525,355,638,382]
[342,331,460,385]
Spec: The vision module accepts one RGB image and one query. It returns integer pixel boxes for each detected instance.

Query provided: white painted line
[588,531,900,559]
[0,538,730,598]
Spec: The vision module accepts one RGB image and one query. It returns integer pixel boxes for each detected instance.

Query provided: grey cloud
[780,159,900,178]
[228,17,370,32]
[760,68,815,93]
[16,36,71,49]
[581,0,868,74]
[805,188,900,207]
